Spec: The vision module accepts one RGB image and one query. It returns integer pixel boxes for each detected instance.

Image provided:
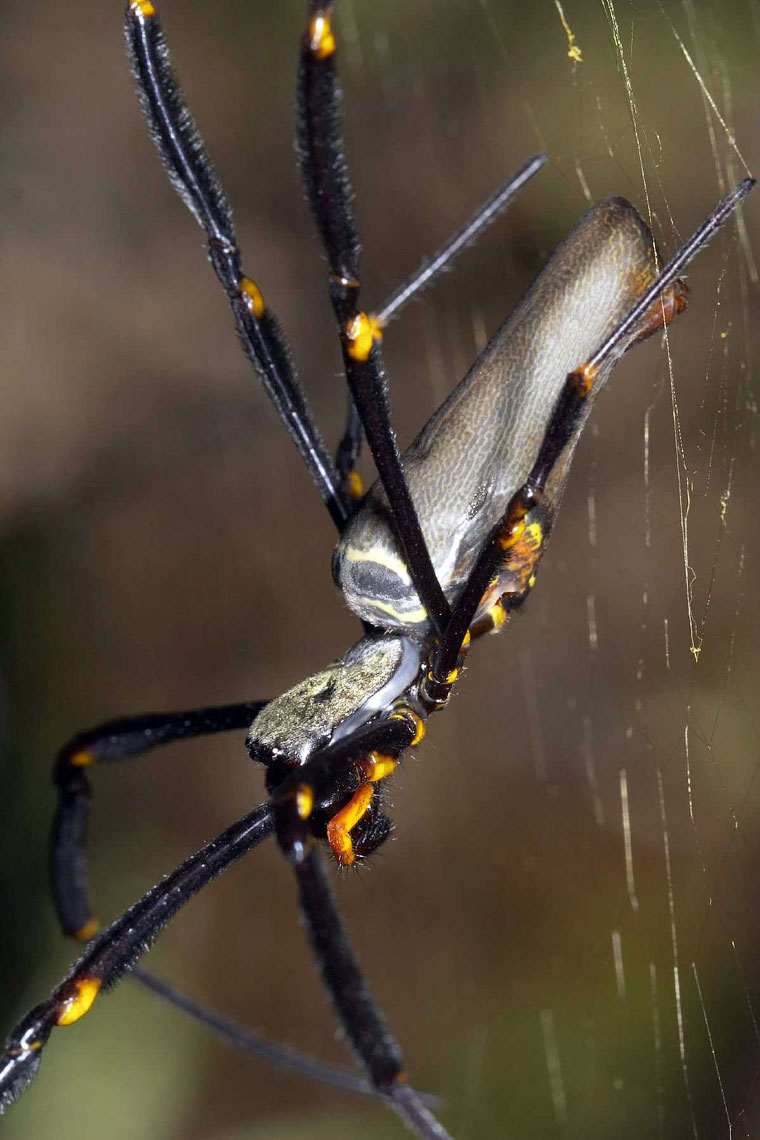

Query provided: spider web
[0,1,758,1138]
[413,1,759,1136]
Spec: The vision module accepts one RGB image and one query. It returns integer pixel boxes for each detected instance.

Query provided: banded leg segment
[124,1,350,530]
[287,849,453,1140]
[0,803,274,1113]
[52,701,265,937]
[298,4,450,636]
[271,716,452,1137]
[427,177,756,693]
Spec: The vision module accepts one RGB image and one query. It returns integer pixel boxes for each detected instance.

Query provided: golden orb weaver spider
[1,2,760,1140]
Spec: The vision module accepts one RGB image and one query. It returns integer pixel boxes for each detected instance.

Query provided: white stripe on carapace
[330,637,423,745]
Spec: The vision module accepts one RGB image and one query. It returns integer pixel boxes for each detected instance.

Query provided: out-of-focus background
[1,1,758,1137]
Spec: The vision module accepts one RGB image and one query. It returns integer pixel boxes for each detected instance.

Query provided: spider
[0,1,754,1136]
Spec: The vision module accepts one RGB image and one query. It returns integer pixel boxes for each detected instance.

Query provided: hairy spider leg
[6,699,442,1110]
[297,1,451,637]
[124,0,350,529]
[272,713,454,1138]
[374,154,548,329]
[126,0,544,532]
[51,702,266,939]
[50,705,407,1100]
[1,716,442,1132]
[0,804,274,1111]
[292,849,453,1140]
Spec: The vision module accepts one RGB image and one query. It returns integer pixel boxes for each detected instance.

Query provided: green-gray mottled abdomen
[247,635,421,765]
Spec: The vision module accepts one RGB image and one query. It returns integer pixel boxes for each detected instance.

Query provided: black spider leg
[273,714,453,1140]
[297,3,450,637]
[0,803,274,1113]
[293,852,452,1140]
[46,701,423,1108]
[49,704,396,1097]
[336,154,549,494]
[50,701,267,939]
[429,176,756,689]
[124,1,350,531]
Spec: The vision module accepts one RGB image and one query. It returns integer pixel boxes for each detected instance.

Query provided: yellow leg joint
[74,918,100,942]
[295,783,314,821]
[362,752,398,782]
[239,276,265,319]
[346,469,364,500]
[489,599,507,632]
[57,977,101,1027]
[130,0,156,18]
[70,749,94,768]
[568,362,597,396]
[346,312,378,361]
[390,705,425,746]
[327,782,374,867]
[308,13,336,60]
[498,516,526,552]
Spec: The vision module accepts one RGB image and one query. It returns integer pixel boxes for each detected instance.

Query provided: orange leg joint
[630,278,688,344]
[56,977,101,1027]
[327,782,374,867]
[361,752,399,782]
[74,918,100,942]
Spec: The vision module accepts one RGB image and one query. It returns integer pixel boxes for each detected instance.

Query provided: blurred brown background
[1,1,759,1137]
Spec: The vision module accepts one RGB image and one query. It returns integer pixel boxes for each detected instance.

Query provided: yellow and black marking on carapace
[239,276,265,319]
[55,978,101,1028]
[307,12,336,61]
